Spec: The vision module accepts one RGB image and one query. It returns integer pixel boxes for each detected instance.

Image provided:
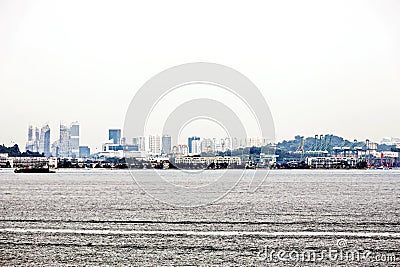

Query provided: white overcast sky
[0,0,399,150]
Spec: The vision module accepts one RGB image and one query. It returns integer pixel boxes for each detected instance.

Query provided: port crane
[306,134,329,156]
[295,136,305,161]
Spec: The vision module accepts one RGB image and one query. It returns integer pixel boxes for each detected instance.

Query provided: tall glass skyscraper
[109,129,121,144]
[59,124,71,158]
[70,122,80,158]
[162,134,172,154]
[59,122,80,158]
[39,124,51,157]
[26,125,44,153]
[139,136,146,151]
[188,136,200,154]
[26,125,35,152]
[28,125,33,142]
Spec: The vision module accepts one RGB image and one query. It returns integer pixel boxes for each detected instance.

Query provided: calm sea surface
[0,169,399,266]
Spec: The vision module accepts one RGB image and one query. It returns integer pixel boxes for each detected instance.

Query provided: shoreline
[2,168,399,172]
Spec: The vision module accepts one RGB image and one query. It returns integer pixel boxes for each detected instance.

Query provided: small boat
[14,166,55,173]
[245,161,256,169]
[376,165,392,170]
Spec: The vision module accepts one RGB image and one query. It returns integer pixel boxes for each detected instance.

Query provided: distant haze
[0,0,399,151]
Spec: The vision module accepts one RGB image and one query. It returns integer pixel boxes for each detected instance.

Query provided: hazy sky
[0,0,399,151]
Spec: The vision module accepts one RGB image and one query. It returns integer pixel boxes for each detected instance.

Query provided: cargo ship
[14,166,55,173]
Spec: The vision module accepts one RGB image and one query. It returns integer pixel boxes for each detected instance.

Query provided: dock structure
[307,157,357,169]
[174,156,242,166]
[0,154,57,169]
[0,153,11,168]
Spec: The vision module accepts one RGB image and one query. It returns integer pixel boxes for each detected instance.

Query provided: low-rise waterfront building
[174,156,241,165]
[0,153,11,168]
[0,154,57,168]
[307,157,357,168]
[100,143,139,158]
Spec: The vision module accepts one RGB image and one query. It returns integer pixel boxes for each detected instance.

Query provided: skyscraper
[34,127,39,144]
[58,122,80,158]
[59,124,71,158]
[109,129,121,144]
[201,138,214,153]
[188,136,200,153]
[191,139,201,155]
[70,122,80,158]
[79,146,91,158]
[132,137,138,145]
[224,137,232,152]
[38,124,51,157]
[149,135,161,154]
[26,125,35,152]
[51,141,59,158]
[134,136,146,151]
[162,134,172,154]
[28,125,33,142]
[26,125,41,153]
[232,137,239,150]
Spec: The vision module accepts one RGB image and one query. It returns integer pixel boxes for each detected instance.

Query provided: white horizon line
[1,228,399,238]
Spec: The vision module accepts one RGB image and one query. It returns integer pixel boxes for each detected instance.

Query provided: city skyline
[11,120,400,155]
[19,122,400,158]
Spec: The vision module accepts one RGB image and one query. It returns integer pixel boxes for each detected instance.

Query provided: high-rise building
[79,146,91,158]
[120,137,126,145]
[132,137,137,145]
[246,137,261,147]
[134,136,146,151]
[191,139,201,155]
[232,137,239,150]
[224,137,232,152]
[26,125,43,153]
[26,125,35,152]
[28,125,33,141]
[70,122,80,158]
[38,124,51,157]
[109,129,121,144]
[59,124,71,158]
[162,134,172,154]
[132,137,138,146]
[201,138,214,153]
[149,135,161,154]
[188,136,200,153]
[51,141,59,158]
[35,127,39,144]
[57,122,80,158]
